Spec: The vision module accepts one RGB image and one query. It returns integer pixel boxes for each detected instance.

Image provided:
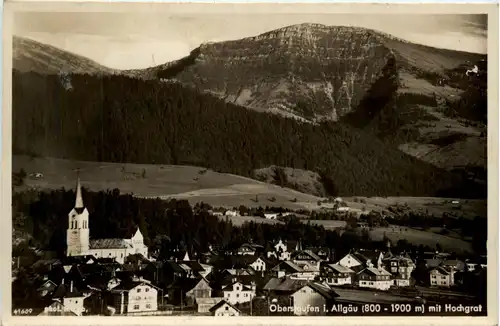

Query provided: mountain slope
[125,23,484,122]
[13,36,115,74]
[12,71,484,198]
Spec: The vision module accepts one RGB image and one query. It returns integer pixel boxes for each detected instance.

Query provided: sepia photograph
[2,2,498,324]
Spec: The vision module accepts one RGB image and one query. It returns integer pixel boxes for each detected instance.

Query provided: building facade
[66,177,149,264]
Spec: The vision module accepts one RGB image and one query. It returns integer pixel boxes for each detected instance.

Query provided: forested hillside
[12,71,484,198]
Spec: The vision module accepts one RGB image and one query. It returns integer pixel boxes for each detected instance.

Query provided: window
[137,289,142,293]
[370,282,373,285]
[75,300,78,304]
[236,294,239,298]
[146,304,151,309]
[145,288,149,292]
[225,307,229,311]
[134,305,140,310]
[432,275,436,278]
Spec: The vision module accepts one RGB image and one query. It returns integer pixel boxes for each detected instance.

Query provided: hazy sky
[14,13,487,70]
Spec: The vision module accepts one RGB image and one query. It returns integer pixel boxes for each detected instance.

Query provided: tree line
[13,188,447,260]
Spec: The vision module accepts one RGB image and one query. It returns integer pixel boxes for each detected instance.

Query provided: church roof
[89,239,132,249]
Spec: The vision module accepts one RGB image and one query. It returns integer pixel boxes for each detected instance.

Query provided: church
[66,176,149,264]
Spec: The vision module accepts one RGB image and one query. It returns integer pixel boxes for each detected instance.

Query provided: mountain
[11,24,487,180]
[125,23,484,121]
[12,71,484,198]
[13,36,115,74]
[123,23,487,172]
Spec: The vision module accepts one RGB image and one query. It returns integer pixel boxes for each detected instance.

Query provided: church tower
[66,175,90,256]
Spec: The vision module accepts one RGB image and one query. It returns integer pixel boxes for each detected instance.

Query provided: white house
[196,297,223,314]
[222,281,255,305]
[209,300,242,316]
[322,264,354,286]
[66,176,150,264]
[52,280,90,316]
[357,267,393,291]
[264,213,279,220]
[110,281,159,314]
[225,210,239,217]
[430,267,455,288]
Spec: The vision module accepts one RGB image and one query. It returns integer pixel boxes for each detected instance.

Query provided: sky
[13,12,487,70]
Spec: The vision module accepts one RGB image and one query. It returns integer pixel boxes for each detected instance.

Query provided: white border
[2,3,499,326]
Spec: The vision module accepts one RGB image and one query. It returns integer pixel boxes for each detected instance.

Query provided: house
[307,247,332,261]
[222,280,255,305]
[209,300,242,316]
[271,261,319,281]
[291,250,323,269]
[357,267,393,291]
[263,278,308,296]
[338,250,384,269]
[185,277,213,302]
[264,213,279,220]
[291,282,338,316]
[225,210,239,217]
[196,297,223,314]
[52,280,90,316]
[236,243,263,256]
[110,280,159,314]
[383,255,415,287]
[166,277,212,306]
[321,264,354,286]
[35,278,58,298]
[441,260,466,273]
[430,267,455,288]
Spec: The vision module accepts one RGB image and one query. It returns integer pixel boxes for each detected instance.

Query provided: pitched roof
[432,267,452,275]
[222,281,253,292]
[360,267,392,277]
[263,278,308,292]
[296,282,338,301]
[111,281,156,292]
[53,283,87,298]
[89,238,131,249]
[272,261,303,273]
[326,264,354,274]
[292,250,322,262]
[209,300,241,313]
[352,250,382,263]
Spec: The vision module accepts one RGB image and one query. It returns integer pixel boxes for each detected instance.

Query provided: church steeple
[75,173,84,209]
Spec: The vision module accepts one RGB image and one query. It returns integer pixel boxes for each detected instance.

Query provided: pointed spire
[75,172,84,208]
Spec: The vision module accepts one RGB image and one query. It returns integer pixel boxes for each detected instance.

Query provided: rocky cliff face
[133,23,482,122]
[130,24,393,121]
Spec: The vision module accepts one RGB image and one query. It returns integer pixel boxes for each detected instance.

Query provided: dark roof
[222,281,253,292]
[352,250,382,263]
[112,281,156,292]
[292,250,322,262]
[89,239,131,249]
[263,278,308,293]
[167,277,210,292]
[53,283,87,298]
[178,260,204,272]
[272,261,302,273]
[302,282,338,300]
[209,300,241,313]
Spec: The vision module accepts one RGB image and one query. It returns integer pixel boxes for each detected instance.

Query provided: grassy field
[13,156,486,222]
[303,220,347,230]
[364,225,473,253]
[343,196,486,219]
[13,155,324,211]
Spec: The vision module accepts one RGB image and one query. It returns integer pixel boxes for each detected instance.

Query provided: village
[11,178,487,317]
